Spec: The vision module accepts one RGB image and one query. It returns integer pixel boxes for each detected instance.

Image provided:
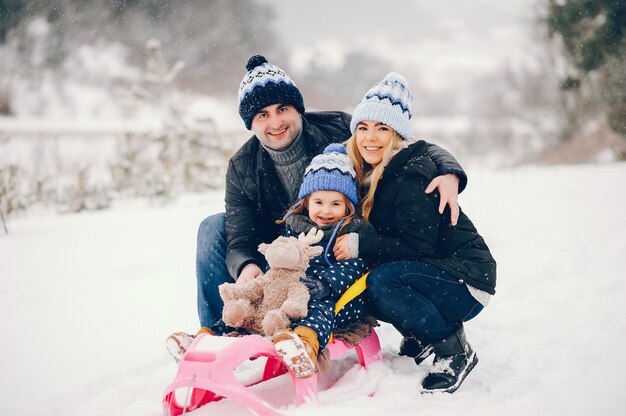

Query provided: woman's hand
[333,234,353,261]
[425,173,460,226]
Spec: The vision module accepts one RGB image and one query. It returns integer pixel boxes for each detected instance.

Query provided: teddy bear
[218,228,324,337]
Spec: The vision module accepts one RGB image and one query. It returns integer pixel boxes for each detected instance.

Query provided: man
[166,55,467,359]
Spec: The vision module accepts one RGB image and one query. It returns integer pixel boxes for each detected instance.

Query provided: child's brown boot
[273,326,320,378]
[166,327,215,362]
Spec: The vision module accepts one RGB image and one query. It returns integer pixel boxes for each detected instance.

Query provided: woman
[334,73,496,393]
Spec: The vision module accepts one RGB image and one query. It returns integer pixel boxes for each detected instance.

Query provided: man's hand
[237,263,263,284]
[425,173,460,226]
[333,234,353,261]
[300,276,330,300]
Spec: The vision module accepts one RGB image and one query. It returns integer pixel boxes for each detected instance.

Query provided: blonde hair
[346,131,405,221]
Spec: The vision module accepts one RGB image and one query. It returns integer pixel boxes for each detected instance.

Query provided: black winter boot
[399,336,434,365]
[421,326,478,393]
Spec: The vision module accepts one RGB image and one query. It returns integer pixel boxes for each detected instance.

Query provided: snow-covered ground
[2,162,626,416]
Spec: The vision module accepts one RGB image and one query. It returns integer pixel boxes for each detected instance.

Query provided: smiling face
[307,190,349,227]
[354,120,395,168]
[250,103,303,151]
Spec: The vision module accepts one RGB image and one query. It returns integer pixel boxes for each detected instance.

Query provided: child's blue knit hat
[297,143,358,207]
[238,55,305,130]
[350,72,413,140]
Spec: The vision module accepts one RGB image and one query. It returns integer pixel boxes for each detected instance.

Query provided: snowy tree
[547,0,626,136]
[111,38,227,200]
[0,0,280,96]
[0,164,26,231]
[0,0,27,42]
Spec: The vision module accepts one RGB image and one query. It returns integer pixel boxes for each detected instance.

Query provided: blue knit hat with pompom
[238,55,305,130]
[297,143,358,207]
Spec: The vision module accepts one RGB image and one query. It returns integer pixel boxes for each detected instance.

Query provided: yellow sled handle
[334,271,370,316]
[329,271,370,343]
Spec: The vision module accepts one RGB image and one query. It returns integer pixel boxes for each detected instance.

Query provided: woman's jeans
[366,260,483,343]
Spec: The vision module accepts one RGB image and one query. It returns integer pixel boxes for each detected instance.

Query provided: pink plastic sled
[162,329,382,416]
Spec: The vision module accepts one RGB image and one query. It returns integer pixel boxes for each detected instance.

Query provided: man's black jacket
[224,111,468,280]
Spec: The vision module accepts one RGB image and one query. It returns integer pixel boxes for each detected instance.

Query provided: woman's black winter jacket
[358,140,497,294]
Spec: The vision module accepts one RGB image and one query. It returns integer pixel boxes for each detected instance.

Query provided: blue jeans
[366,260,483,343]
[197,214,271,331]
[196,213,233,328]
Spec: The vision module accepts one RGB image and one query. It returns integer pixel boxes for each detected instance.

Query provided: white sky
[262,0,542,90]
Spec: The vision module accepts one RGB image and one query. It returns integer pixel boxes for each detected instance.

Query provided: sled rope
[181,373,196,415]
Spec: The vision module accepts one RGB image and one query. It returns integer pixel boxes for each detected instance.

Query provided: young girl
[168,144,372,375]
[335,73,497,393]
[272,143,372,378]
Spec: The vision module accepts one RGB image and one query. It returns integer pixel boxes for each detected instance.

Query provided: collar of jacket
[254,115,316,211]
[300,115,326,159]
[379,140,429,180]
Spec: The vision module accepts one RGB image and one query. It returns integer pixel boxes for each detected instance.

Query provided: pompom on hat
[238,55,305,130]
[297,143,358,208]
[350,72,413,140]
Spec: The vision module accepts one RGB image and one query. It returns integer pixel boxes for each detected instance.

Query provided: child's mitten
[300,276,330,300]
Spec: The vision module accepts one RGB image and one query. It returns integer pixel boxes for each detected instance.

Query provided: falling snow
[2,162,626,415]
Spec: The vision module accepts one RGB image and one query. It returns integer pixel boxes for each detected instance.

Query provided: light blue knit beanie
[350,72,413,140]
[297,143,358,207]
